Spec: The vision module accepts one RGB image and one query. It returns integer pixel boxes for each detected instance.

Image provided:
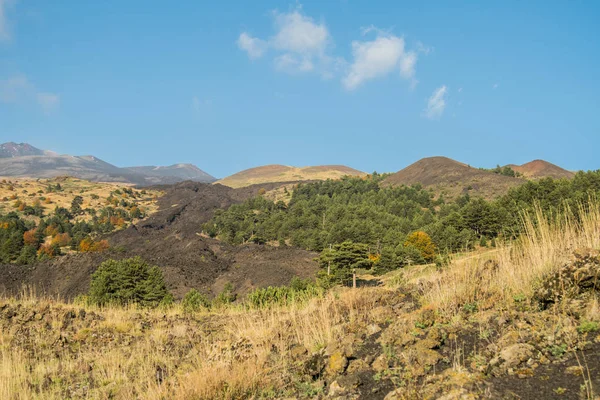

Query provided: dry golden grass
[420,200,600,316]
[2,199,600,399]
[0,287,384,399]
[0,177,161,221]
[215,165,367,189]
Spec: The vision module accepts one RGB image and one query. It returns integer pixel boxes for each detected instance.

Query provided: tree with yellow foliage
[404,231,436,262]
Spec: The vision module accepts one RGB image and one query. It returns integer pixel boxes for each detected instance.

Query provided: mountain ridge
[382,156,526,199]
[0,142,216,185]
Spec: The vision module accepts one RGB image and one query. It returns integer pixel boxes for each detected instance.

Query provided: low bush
[246,277,323,309]
[88,257,173,307]
[182,289,211,313]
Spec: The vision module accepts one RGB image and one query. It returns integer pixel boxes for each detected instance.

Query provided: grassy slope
[215,165,367,189]
[2,202,600,399]
[0,177,162,221]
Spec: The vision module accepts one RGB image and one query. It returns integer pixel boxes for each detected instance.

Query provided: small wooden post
[353,269,357,289]
[327,244,332,276]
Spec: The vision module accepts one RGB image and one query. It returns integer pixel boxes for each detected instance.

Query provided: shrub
[212,282,236,308]
[182,289,211,313]
[88,257,173,307]
[246,277,323,308]
[577,321,599,334]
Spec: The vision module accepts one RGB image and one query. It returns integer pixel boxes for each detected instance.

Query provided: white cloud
[1,74,60,114]
[270,9,330,75]
[271,9,328,55]
[343,33,418,90]
[238,9,425,90]
[424,85,447,119]
[37,92,60,115]
[237,32,267,60]
[343,35,403,90]
[237,7,335,76]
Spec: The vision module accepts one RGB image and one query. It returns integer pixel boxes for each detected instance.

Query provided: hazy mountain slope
[216,164,367,188]
[382,156,525,199]
[124,164,215,183]
[0,154,136,182]
[0,142,215,185]
[507,160,575,179]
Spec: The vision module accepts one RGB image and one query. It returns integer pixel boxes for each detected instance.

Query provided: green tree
[318,241,373,285]
[88,257,173,307]
[71,195,84,215]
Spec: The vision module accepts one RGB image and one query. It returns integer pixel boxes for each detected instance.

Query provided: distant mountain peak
[382,156,524,199]
[507,159,575,179]
[0,142,45,158]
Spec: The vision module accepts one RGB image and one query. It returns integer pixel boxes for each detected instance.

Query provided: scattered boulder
[535,249,600,308]
[304,353,326,379]
[489,343,535,376]
[416,307,437,328]
[371,354,389,373]
[367,323,382,336]
[326,351,348,376]
[328,374,361,397]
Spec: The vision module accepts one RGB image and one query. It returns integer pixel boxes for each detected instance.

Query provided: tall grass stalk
[423,199,600,315]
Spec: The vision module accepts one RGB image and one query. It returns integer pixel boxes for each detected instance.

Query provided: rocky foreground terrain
[2,247,600,399]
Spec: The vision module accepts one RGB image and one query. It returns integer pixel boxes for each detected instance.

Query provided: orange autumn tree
[23,229,38,246]
[51,233,71,247]
[404,231,436,262]
[79,238,109,252]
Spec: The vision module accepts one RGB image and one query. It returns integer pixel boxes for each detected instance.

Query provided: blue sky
[0,1,599,178]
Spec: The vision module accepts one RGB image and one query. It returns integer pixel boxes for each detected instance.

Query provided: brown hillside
[0,181,318,300]
[216,164,367,188]
[382,156,525,199]
[507,159,575,179]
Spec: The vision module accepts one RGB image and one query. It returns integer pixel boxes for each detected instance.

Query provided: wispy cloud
[458,87,463,93]
[0,0,14,42]
[416,41,433,55]
[191,96,211,115]
[0,74,29,102]
[493,83,499,89]
[237,32,267,60]
[36,92,60,115]
[424,85,447,119]
[0,74,59,114]
[237,6,336,76]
